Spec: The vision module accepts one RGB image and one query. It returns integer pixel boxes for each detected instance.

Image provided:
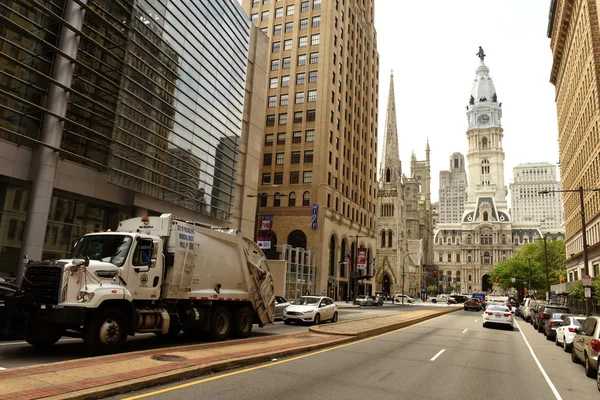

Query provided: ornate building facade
[548,0,600,283]
[433,50,543,294]
[375,73,432,298]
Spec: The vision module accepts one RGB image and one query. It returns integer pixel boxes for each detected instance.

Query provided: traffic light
[495,275,499,282]
[432,270,437,278]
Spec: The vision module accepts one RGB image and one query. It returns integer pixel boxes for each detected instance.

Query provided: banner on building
[257,214,274,249]
[357,248,367,270]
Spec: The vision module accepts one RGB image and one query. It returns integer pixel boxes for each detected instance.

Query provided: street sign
[583,276,592,286]
[511,278,516,283]
[328,276,335,286]
[585,287,592,298]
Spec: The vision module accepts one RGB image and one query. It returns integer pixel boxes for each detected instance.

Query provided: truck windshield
[71,235,133,267]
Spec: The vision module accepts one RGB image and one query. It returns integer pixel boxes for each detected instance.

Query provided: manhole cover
[151,354,187,362]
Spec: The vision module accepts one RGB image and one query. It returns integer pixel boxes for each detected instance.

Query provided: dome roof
[470,62,497,104]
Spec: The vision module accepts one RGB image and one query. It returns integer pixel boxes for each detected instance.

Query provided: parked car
[521,298,538,322]
[482,304,514,330]
[373,294,384,306]
[571,316,600,378]
[556,315,587,352]
[537,304,569,333]
[394,294,415,304]
[531,301,548,327]
[283,296,338,325]
[375,292,392,301]
[448,295,469,304]
[463,297,482,311]
[544,313,564,340]
[354,295,374,306]
[274,296,290,320]
[516,300,525,317]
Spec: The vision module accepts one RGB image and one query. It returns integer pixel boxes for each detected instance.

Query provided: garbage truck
[14,214,275,354]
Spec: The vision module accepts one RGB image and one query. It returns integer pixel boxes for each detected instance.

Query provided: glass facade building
[0,0,251,276]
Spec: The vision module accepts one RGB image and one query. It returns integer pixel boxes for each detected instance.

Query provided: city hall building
[0,0,266,278]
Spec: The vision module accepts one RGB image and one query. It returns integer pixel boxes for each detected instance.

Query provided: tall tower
[241,0,379,300]
[376,72,404,296]
[439,152,468,224]
[464,48,508,215]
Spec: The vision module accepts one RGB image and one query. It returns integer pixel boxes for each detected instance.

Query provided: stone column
[18,1,87,286]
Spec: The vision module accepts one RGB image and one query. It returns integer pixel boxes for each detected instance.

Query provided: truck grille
[21,263,63,305]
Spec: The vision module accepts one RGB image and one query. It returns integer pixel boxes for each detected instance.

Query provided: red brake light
[568,327,577,332]
[540,313,549,319]
[141,216,149,222]
[591,339,600,353]
[485,312,493,315]
[504,313,512,317]
[549,321,557,326]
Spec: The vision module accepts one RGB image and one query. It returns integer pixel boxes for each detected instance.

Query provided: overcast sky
[374,0,559,202]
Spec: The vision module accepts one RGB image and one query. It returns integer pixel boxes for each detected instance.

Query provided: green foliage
[427,285,438,296]
[489,239,566,298]
[569,281,584,302]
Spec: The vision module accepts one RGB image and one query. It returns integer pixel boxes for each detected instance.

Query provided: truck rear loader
[14,214,276,354]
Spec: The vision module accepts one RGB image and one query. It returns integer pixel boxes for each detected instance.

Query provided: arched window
[302,191,310,206]
[467,235,472,244]
[288,192,296,206]
[340,240,347,277]
[329,235,336,276]
[386,168,391,182]
[483,251,491,264]
[391,205,394,217]
[274,192,282,207]
[388,230,393,248]
[481,159,490,174]
[381,230,386,247]
[467,255,472,263]
[483,211,488,221]
[259,192,268,207]
[482,137,488,149]
[288,230,307,249]
[408,229,411,237]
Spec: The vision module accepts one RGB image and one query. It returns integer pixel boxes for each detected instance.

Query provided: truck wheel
[84,307,127,355]
[25,325,63,349]
[232,307,253,339]
[210,306,232,341]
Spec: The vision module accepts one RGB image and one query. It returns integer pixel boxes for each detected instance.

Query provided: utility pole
[579,186,592,316]
[528,258,531,296]
[544,235,550,302]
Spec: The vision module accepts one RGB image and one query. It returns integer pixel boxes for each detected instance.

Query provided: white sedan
[283,296,338,325]
[556,315,586,352]
[482,305,514,330]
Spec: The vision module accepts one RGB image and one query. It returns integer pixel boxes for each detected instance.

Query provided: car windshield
[551,313,563,319]
[357,295,367,299]
[71,234,133,267]
[292,297,321,305]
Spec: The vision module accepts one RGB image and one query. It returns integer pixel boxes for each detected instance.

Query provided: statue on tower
[476,46,486,61]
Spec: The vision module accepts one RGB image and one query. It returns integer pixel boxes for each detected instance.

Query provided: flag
[344,254,351,264]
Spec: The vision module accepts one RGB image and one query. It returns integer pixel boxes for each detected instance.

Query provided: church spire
[380,71,402,185]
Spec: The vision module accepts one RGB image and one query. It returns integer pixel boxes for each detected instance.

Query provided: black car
[537,305,569,333]
[448,295,469,304]
[463,297,482,311]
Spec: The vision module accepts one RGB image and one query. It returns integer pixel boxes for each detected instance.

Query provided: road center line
[474,319,479,322]
[514,320,563,400]
[462,328,468,334]
[0,367,5,370]
[430,349,445,361]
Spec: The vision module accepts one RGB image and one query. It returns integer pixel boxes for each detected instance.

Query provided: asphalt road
[0,302,414,369]
[110,310,600,400]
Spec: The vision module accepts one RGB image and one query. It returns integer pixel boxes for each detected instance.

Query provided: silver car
[572,316,600,378]
[354,295,374,306]
[274,296,290,321]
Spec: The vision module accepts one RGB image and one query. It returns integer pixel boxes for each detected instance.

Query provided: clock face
[478,114,490,124]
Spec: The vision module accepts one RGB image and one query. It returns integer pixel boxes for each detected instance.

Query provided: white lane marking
[514,320,563,400]
[0,367,5,370]
[474,319,479,322]
[462,328,468,334]
[430,349,445,361]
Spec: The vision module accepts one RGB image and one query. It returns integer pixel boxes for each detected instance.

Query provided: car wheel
[314,313,321,325]
[431,299,437,303]
[564,338,571,353]
[546,333,553,341]
[586,354,597,378]
[555,335,560,346]
[572,348,579,363]
[483,322,487,328]
[331,312,338,323]
[284,319,291,325]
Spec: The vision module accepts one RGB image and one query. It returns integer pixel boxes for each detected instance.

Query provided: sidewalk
[0,307,460,400]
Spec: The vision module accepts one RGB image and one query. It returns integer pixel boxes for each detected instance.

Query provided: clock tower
[464,48,508,215]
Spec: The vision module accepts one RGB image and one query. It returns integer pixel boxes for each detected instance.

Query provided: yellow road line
[124,313,450,399]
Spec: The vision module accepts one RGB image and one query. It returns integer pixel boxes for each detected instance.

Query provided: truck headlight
[77,291,95,303]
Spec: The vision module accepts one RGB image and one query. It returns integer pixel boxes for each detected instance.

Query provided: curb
[44,308,460,400]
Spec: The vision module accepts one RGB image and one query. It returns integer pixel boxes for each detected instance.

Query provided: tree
[427,285,438,296]
[489,239,565,298]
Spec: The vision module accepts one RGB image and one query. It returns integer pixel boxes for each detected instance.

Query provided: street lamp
[246,193,287,243]
[401,253,416,304]
[543,234,550,302]
[539,186,599,316]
